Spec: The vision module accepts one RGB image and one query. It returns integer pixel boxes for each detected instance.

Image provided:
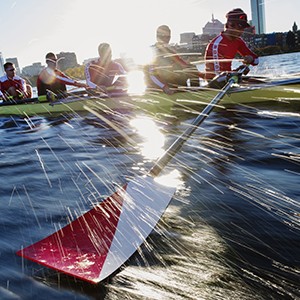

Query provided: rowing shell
[1,76,300,116]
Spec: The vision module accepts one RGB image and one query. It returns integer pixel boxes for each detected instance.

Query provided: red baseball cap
[226,8,250,28]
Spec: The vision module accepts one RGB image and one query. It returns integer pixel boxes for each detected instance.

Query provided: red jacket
[0,75,27,95]
[205,32,259,79]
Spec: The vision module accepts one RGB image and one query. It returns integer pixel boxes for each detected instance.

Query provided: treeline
[254,45,300,56]
[64,65,86,80]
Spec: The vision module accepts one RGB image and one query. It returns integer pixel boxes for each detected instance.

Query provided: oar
[149,69,244,176]
[0,97,39,106]
[16,67,245,284]
[47,88,128,106]
[0,90,90,107]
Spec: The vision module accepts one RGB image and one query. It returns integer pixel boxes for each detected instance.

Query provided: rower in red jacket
[0,62,32,100]
[204,8,259,80]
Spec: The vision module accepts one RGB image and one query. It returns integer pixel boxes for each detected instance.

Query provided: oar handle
[149,65,248,177]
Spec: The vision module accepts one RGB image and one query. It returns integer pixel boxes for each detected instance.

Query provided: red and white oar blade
[17,175,176,284]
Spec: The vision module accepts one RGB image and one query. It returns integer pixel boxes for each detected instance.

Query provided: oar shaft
[0,97,39,106]
[149,78,235,177]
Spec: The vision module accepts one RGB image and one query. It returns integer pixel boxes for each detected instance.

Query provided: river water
[0,52,299,299]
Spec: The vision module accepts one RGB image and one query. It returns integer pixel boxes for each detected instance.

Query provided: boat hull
[1,80,300,116]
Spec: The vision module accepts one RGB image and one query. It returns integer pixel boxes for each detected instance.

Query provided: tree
[292,22,298,33]
[65,65,85,80]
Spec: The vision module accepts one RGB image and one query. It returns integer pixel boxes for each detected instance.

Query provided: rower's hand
[234,64,250,76]
[162,85,174,95]
[242,55,254,65]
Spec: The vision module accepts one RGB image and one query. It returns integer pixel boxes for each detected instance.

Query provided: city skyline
[0,0,299,69]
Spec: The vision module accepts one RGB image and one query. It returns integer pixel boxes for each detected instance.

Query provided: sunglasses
[6,68,16,71]
[230,22,247,29]
[46,58,57,63]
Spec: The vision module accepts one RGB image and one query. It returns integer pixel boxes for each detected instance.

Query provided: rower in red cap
[204,8,259,82]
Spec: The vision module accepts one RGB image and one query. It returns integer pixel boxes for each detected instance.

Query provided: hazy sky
[1,0,299,68]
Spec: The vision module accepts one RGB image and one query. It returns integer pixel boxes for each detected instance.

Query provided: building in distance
[180,32,196,50]
[20,51,79,77]
[22,62,43,77]
[179,16,224,54]
[202,15,224,36]
[56,52,79,71]
[0,52,5,76]
[251,0,266,34]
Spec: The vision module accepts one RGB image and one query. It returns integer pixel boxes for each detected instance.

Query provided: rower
[204,8,259,83]
[145,25,201,95]
[84,43,128,94]
[0,62,33,100]
[37,52,88,99]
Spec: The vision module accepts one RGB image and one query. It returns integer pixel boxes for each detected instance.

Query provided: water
[0,52,300,299]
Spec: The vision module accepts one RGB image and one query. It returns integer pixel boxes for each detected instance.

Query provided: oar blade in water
[17,175,176,284]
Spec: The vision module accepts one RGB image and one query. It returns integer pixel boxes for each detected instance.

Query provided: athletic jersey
[0,75,27,96]
[85,58,126,89]
[146,42,192,89]
[205,32,259,80]
[153,43,190,69]
[37,67,82,96]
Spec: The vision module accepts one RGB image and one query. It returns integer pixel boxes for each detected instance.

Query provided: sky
[0,0,299,68]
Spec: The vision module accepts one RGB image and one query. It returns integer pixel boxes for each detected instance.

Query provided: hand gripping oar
[16,67,245,284]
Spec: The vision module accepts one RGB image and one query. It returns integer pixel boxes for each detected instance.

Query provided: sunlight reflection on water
[130,116,165,160]
[127,70,147,95]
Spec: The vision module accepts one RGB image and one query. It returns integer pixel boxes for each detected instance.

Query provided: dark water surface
[0,53,300,299]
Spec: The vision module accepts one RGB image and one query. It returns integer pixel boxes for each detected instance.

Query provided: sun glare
[154,169,183,188]
[127,70,147,94]
[130,117,165,160]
